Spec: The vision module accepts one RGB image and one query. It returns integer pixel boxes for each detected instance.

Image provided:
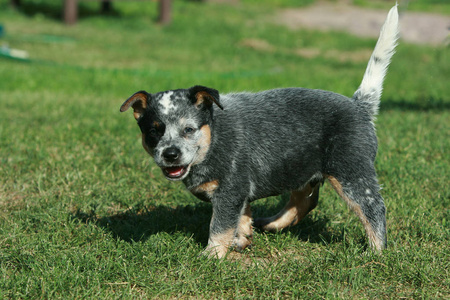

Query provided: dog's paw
[201,242,229,259]
[232,233,253,252]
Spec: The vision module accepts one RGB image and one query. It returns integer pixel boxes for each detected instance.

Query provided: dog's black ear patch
[120,91,150,120]
[188,85,223,110]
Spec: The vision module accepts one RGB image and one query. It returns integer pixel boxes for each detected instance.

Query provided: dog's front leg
[203,195,250,258]
[233,202,253,252]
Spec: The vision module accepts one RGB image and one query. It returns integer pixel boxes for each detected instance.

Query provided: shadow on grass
[381,97,450,112]
[72,197,341,248]
[73,203,212,245]
[11,1,120,21]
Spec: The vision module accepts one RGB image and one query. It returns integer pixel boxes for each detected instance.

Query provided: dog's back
[209,87,376,200]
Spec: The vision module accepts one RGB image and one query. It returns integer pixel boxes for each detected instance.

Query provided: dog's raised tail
[352,4,399,118]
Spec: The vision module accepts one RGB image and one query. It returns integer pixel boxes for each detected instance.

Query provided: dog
[120,5,399,258]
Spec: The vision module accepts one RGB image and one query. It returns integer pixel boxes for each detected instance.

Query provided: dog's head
[120,86,223,181]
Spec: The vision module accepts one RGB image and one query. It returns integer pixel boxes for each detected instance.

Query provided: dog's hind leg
[327,175,387,250]
[254,182,320,232]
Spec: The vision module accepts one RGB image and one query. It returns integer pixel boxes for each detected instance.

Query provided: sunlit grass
[1,0,449,298]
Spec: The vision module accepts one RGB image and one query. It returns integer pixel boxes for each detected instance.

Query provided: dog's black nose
[163,147,181,162]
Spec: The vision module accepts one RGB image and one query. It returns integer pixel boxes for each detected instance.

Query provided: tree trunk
[101,0,112,13]
[158,0,171,25]
[64,0,78,25]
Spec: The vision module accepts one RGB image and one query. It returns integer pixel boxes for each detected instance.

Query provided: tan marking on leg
[257,183,318,232]
[193,124,211,165]
[234,203,253,251]
[203,228,235,258]
[327,175,383,251]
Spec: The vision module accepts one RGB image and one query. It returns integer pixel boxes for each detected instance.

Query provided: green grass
[1,0,449,298]
[353,0,450,14]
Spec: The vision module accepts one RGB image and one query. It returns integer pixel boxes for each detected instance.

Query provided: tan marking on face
[257,183,318,232]
[234,203,253,250]
[153,121,160,128]
[327,175,383,251]
[204,228,235,258]
[193,124,211,165]
[190,179,219,199]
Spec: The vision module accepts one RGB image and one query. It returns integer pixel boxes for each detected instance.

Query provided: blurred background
[1,0,448,102]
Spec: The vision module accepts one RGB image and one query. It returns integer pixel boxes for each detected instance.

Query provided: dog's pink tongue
[166,166,185,177]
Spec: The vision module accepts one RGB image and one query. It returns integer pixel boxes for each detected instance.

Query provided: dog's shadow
[73,203,212,245]
[72,195,340,247]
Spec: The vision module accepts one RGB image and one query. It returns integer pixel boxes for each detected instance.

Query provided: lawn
[0,0,449,298]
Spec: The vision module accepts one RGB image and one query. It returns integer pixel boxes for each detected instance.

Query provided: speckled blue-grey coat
[120,5,399,258]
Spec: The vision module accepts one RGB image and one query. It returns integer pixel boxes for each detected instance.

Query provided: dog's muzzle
[160,146,190,180]
[162,165,189,180]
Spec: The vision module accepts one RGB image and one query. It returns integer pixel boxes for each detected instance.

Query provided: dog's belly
[244,160,322,201]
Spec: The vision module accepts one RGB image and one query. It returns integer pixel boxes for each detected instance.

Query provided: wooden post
[158,0,171,25]
[64,0,78,25]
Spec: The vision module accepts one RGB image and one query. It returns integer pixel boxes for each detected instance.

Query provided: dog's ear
[188,85,223,110]
[120,91,149,120]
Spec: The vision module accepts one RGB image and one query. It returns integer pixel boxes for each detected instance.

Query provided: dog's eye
[183,127,195,135]
[149,128,158,137]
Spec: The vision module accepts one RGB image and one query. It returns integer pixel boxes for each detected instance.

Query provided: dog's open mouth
[162,165,190,180]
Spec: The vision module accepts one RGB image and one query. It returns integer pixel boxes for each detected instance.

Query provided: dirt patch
[240,38,374,62]
[0,191,27,211]
[275,2,450,45]
[240,38,275,52]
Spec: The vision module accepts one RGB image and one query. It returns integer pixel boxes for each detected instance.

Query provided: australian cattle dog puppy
[120,5,399,258]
